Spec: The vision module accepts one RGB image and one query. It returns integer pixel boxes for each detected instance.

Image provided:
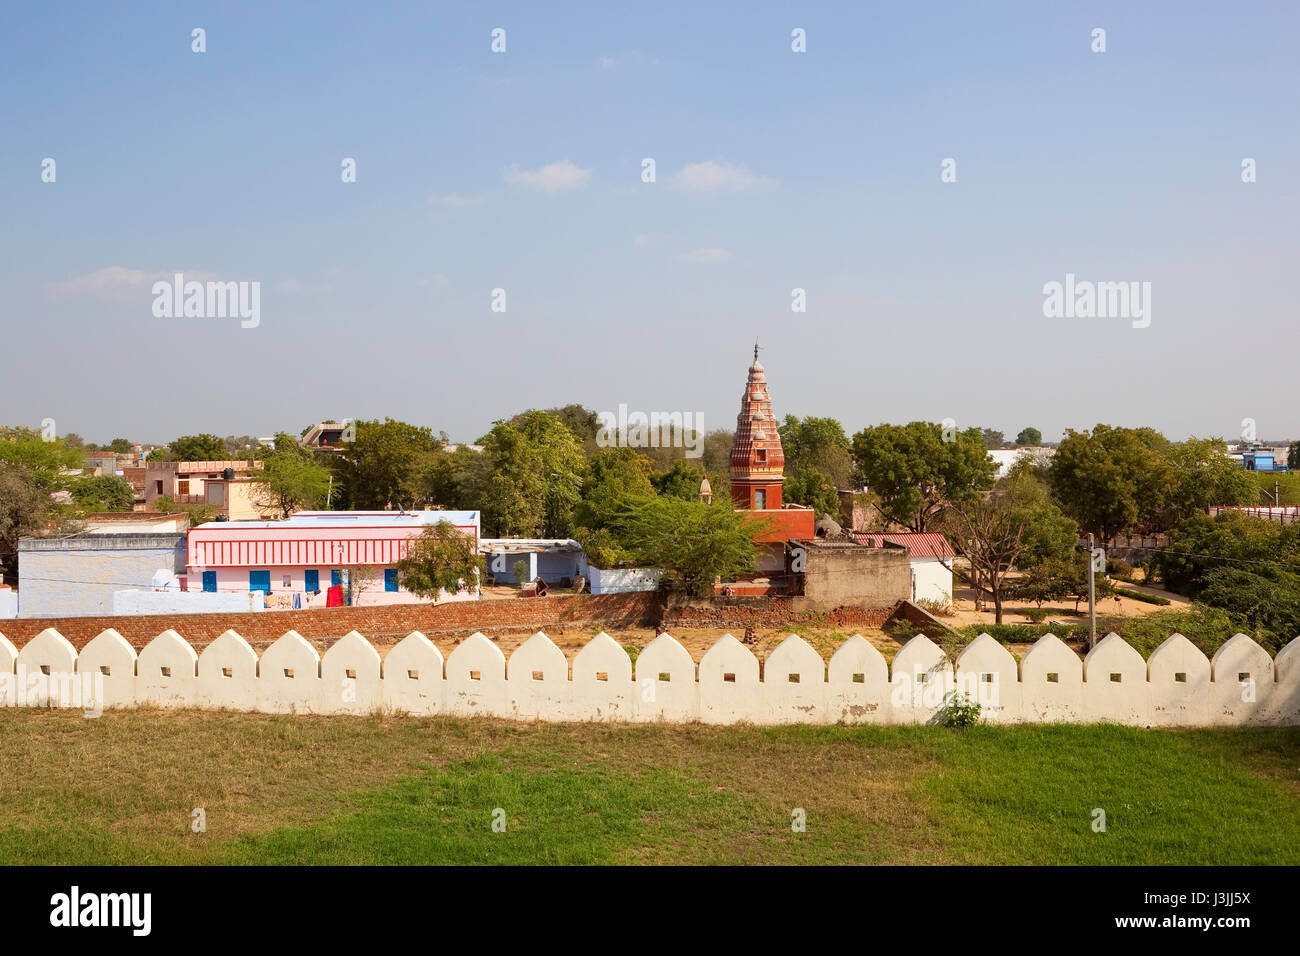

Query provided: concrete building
[17,533,188,618]
[480,539,588,587]
[853,532,957,604]
[145,459,272,519]
[788,538,911,610]
[79,512,189,535]
[185,510,481,608]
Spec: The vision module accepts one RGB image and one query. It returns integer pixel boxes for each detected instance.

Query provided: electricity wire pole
[1087,532,1097,651]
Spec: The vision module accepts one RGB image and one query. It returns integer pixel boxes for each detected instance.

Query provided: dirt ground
[940,579,1188,629]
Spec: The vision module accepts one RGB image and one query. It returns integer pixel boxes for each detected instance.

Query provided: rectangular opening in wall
[723,672,735,683]
[470,670,481,681]
[981,673,994,683]
[658,672,671,682]
[407,669,419,680]
[40,665,50,676]
[532,670,544,681]
[1046,673,1058,683]
[160,666,171,677]
[1175,672,1186,683]
[852,673,864,683]
[100,666,111,676]
[346,669,356,680]
[283,668,294,678]
[788,673,800,683]
[1110,673,1122,683]
[596,672,608,681]
[1238,672,1250,682]
[222,667,232,678]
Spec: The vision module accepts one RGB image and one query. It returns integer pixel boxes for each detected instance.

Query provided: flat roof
[192,510,479,532]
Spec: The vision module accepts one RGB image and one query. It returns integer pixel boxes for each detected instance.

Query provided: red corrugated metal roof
[852,532,956,558]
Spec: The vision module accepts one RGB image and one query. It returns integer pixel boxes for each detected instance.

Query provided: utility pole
[1087,533,1097,651]
[326,474,333,509]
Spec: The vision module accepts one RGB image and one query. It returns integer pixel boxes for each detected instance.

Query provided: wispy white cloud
[504,159,592,193]
[44,267,217,301]
[426,193,485,209]
[671,161,775,193]
[683,247,732,263]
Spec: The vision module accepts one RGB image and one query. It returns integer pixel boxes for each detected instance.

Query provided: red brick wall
[0,592,660,650]
[1,593,906,651]
[661,598,902,630]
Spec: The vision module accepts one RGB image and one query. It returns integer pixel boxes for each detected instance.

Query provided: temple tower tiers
[730,344,785,510]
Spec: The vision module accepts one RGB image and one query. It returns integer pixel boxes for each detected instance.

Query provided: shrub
[1115,587,1170,606]
[943,692,982,727]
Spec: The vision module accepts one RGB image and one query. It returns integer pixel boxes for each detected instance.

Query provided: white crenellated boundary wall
[1,628,1298,726]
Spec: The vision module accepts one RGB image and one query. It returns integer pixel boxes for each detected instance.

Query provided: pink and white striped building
[185,511,481,608]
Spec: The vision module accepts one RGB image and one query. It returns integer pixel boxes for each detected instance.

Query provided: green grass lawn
[1,709,1296,865]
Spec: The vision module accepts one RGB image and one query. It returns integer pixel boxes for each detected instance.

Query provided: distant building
[480,538,587,587]
[145,459,272,520]
[853,532,956,604]
[18,532,187,618]
[726,345,816,593]
[300,423,348,453]
[185,510,481,608]
[988,446,1055,479]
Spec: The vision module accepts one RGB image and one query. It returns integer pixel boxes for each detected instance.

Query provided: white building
[854,532,957,604]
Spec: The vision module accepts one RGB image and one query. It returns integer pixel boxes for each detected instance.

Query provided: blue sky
[3,1,1297,446]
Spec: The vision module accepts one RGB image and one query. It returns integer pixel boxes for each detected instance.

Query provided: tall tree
[336,419,444,510]
[1015,427,1042,447]
[610,497,766,597]
[1162,437,1256,523]
[943,474,1076,623]
[468,411,588,536]
[1047,425,1174,541]
[850,422,996,532]
[250,432,332,517]
[167,434,228,461]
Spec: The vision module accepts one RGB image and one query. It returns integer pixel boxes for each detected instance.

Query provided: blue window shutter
[304,569,319,592]
[249,570,270,593]
[331,569,342,587]
[202,571,217,593]
[384,568,399,592]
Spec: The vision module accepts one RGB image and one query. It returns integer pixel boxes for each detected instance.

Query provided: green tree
[1047,424,1174,541]
[981,429,1006,450]
[850,422,996,532]
[782,468,841,517]
[467,412,588,537]
[1016,427,1042,447]
[107,438,132,454]
[250,432,332,517]
[650,459,705,501]
[576,448,657,528]
[779,416,855,485]
[1162,437,1255,523]
[0,465,50,578]
[611,497,766,597]
[395,520,486,600]
[511,404,601,456]
[69,474,135,512]
[167,434,228,461]
[336,419,444,510]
